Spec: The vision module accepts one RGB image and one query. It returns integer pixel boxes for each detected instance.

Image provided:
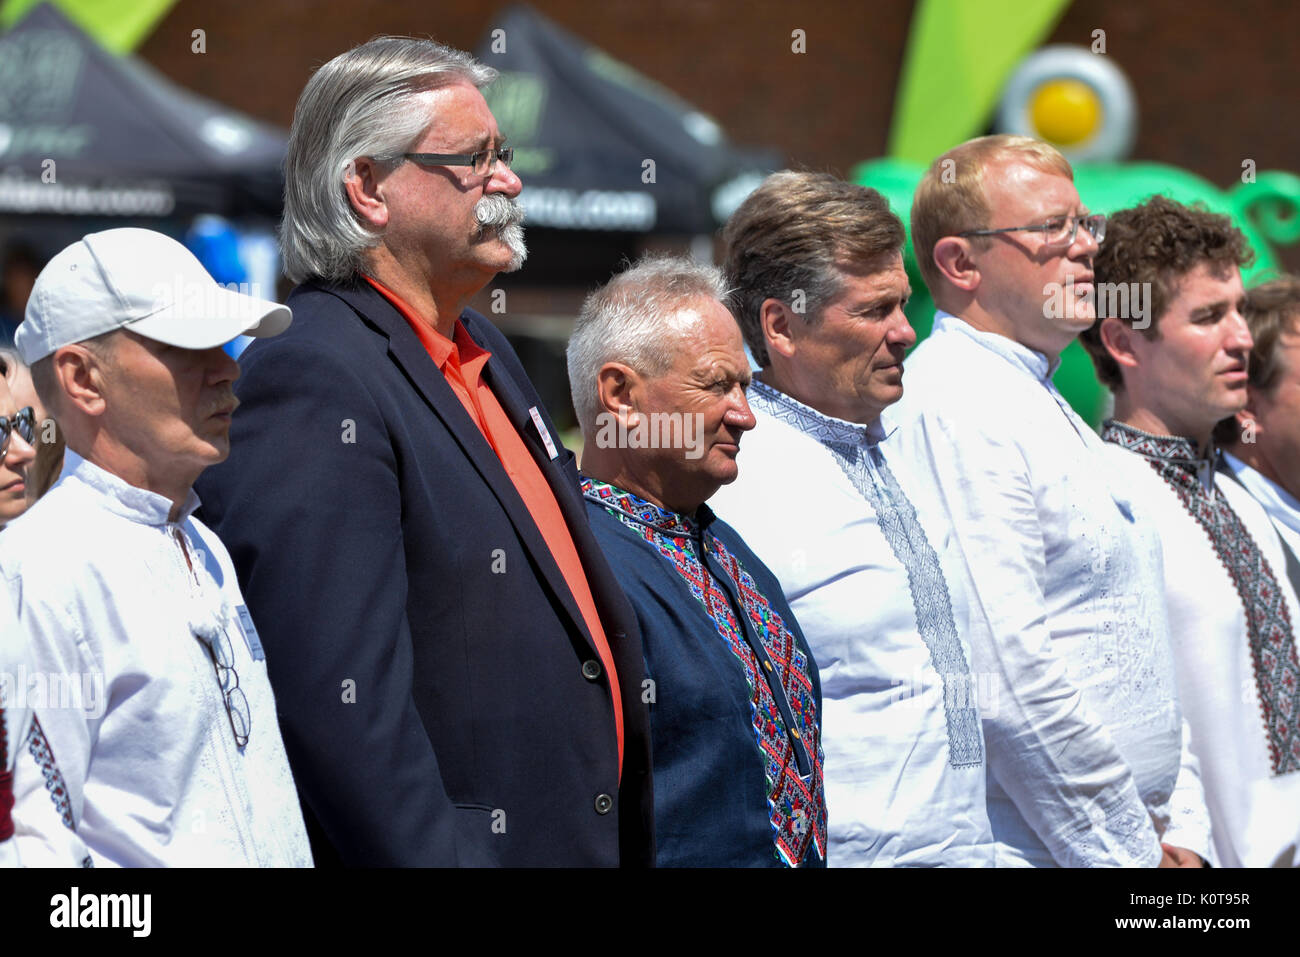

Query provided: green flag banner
[889,0,1072,164]
[1,0,177,53]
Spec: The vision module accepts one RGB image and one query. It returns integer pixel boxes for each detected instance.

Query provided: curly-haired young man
[1084,196,1300,868]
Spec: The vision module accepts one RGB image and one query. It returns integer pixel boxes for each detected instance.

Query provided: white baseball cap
[15,227,292,364]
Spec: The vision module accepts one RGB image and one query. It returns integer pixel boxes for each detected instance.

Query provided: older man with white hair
[570,255,827,867]
[2,227,309,867]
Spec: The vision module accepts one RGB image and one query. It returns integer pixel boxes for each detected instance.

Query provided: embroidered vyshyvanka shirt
[582,477,827,867]
[1,451,313,867]
[888,312,1211,867]
[1104,423,1300,867]
[0,586,89,867]
[711,379,994,866]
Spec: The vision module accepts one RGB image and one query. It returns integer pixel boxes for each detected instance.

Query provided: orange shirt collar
[363,275,489,371]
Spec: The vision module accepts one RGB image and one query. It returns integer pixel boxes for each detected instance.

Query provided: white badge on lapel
[528,406,560,460]
[234,604,266,660]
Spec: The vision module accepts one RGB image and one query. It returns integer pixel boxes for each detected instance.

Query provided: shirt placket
[168,521,256,864]
[695,527,814,780]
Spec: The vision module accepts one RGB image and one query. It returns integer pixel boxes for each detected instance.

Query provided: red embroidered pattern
[584,478,828,865]
[0,693,13,842]
[26,716,76,829]
[1104,422,1300,775]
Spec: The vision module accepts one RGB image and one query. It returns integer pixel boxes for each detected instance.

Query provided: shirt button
[594,793,613,815]
[581,659,602,681]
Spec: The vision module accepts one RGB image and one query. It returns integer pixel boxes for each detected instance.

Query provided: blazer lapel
[322,282,599,655]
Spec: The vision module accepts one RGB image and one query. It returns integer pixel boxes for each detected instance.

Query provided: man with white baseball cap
[0,227,310,866]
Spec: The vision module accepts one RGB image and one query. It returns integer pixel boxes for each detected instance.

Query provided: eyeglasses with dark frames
[403,147,514,177]
[196,627,251,749]
[958,213,1107,247]
[1,406,35,458]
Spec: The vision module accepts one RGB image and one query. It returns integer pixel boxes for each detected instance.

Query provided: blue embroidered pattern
[748,380,984,768]
[583,477,828,866]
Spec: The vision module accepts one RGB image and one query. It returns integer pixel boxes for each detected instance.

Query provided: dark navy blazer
[195,279,654,866]
[584,497,826,867]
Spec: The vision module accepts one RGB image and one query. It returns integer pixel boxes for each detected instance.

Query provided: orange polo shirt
[364,277,623,778]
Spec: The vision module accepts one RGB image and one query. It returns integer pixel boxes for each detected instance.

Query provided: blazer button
[581,659,602,681]
[594,793,613,815]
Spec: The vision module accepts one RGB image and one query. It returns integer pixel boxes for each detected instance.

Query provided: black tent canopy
[0,3,287,220]
[475,4,779,234]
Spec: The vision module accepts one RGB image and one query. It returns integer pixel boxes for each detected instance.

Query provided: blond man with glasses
[890,135,1212,868]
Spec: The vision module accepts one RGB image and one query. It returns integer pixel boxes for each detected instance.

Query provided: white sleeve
[1156,719,1215,865]
[902,408,1163,868]
[2,579,92,868]
[10,716,93,867]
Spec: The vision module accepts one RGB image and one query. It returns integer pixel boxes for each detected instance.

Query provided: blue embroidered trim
[750,380,984,769]
[748,379,889,446]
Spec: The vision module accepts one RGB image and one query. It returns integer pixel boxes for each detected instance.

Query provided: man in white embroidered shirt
[1081,199,1300,867]
[890,136,1211,867]
[1,228,312,867]
[1214,276,1300,561]
[710,170,995,866]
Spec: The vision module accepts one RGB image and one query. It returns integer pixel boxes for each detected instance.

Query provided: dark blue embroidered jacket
[583,478,827,867]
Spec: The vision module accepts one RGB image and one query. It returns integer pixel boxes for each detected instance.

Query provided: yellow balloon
[1029,79,1103,146]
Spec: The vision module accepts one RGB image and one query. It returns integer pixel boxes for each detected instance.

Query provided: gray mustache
[475,194,525,229]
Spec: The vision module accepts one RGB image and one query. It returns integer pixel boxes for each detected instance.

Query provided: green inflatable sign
[851,157,1300,425]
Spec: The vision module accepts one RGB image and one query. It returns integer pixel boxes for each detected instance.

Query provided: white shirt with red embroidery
[1,451,312,867]
[1,584,90,867]
[1107,441,1300,867]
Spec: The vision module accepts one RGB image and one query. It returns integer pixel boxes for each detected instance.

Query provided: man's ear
[53,344,109,418]
[1098,316,1141,373]
[343,156,389,230]
[595,362,641,426]
[932,236,980,292]
[761,297,800,361]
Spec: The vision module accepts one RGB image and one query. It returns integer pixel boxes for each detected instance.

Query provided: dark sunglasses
[1,406,35,458]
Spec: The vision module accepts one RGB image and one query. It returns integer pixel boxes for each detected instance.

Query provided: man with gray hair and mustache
[196,37,654,866]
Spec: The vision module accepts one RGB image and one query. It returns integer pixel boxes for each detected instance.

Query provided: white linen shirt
[1,585,90,867]
[888,312,1211,867]
[710,379,994,866]
[1108,442,1300,867]
[1223,452,1300,561]
[0,451,312,867]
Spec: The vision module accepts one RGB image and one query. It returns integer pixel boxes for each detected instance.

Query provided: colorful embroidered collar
[1102,420,1219,494]
[580,476,715,539]
[1102,420,1205,466]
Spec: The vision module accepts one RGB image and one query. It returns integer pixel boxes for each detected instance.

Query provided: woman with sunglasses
[0,353,35,529]
[1,348,62,510]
